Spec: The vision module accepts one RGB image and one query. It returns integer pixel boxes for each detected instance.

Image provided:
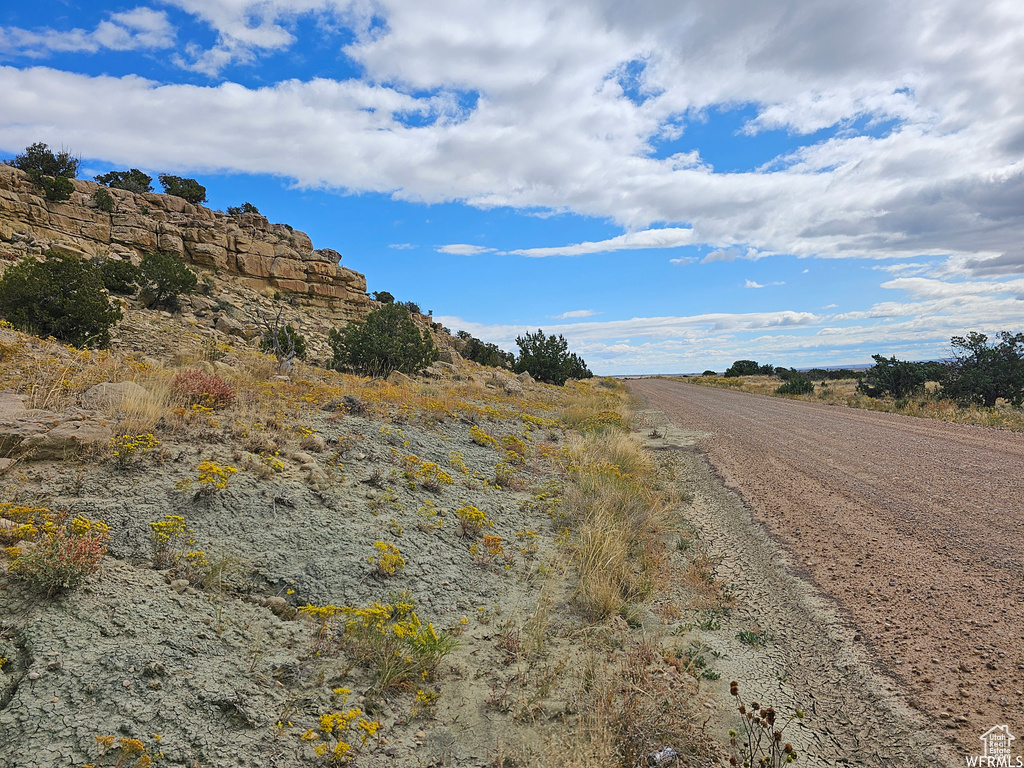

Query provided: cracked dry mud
[632,377,1024,764]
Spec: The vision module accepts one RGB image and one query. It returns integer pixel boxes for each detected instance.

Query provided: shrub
[775,370,814,395]
[857,354,928,398]
[368,541,405,575]
[701,370,716,376]
[92,187,115,212]
[513,329,592,385]
[139,250,197,310]
[158,174,207,205]
[260,325,307,361]
[41,175,75,201]
[371,290,394,304]
[7,515,109,596]
[298,597,457,693]
[942,331,1024,408]
[723,360,760,377]
[0,252,122,347]
[99,258,141,294]
[460,334,515,368]
[227,202,260,215]
[328,303,439,378]
[95,168,153,193]
[6,142,79,201]
[171,369,235,408]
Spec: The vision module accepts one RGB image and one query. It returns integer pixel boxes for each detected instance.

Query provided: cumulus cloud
[2,1,1023,271]
[0,8,175,56]
[509,227,693,257]
[436,244,495,255]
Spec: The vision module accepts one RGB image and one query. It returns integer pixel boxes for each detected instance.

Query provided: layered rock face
[0,165,368,321]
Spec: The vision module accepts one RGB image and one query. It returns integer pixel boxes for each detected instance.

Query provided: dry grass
[559,431,666,622]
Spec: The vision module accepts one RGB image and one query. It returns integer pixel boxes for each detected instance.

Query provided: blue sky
[2,1,1024,374]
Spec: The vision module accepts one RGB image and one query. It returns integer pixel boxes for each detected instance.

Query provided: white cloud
[509,227,693,258]
[435,244,494,255]
[670,256,697,266]
[388,243,416,249]
[2,1,1024,271]
[745,279,765,288]
[550,309,598,319]
[0,8,175,56]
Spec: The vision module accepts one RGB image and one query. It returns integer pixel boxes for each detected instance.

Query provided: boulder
[215,314,246,337]
[19,419,112,459]
[439,347,463,366]
[387,371,413,386]
[82,381,148,409]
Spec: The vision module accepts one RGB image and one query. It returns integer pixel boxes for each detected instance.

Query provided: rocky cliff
[0,165,368,322]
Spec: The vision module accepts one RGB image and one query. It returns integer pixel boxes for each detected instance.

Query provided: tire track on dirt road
[631,379,1024,760]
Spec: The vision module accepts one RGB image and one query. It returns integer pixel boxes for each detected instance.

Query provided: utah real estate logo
[967,725,1021,767]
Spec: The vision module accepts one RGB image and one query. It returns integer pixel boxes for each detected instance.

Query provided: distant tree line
[713,330,1024,408]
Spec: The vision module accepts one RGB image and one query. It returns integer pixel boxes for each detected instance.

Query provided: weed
[728,681,801,767]
[109,433,159,469]
[455,504,492,538]
[736,629,769,648]
[5,511,109,596]
[470,425,498,448]
[298,596,458,693]
[171,369,235,408]
[368,541,405,576]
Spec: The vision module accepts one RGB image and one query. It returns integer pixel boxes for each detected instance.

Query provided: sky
[1,1,1023,375]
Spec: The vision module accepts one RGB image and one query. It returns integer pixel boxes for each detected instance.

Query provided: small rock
[46,661,62,671]
[28,672,40,680]
[122,680,132,689]
[170,579,189,594]
[415,730,426,739]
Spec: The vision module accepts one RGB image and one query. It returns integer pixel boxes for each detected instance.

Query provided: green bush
[6,142,80,201]
[99,259,141,295]
[139,251,197,310]
[227,202,260,215]
[158,174,207,205]
[329,303,439,378]
[513,329,592,386]
[94,169,153,194]
[0,253,122,347]
[260,325,307,361]
[775,370,814,395]
[942,331,1024,408]
[371,291,395,304]
[701,370,717,376]
[857,355,928,398]
[92,187,115,213]
[724,360,760,377]
[459,334,514,368]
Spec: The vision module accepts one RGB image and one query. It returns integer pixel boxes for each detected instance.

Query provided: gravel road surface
[631,378,1024,758]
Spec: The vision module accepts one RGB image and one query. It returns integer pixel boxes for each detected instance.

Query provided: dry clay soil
[630,378,1024,760]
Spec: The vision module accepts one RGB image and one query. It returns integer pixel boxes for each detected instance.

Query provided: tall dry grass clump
[560,431,666,621]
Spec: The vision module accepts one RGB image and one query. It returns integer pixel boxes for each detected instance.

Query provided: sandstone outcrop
[0,165,368,322]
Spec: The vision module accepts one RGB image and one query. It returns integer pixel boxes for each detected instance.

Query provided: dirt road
[631,378,1024,758]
